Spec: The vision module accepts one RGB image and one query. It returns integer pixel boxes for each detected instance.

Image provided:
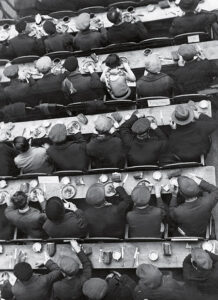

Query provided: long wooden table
[5,101,211,141]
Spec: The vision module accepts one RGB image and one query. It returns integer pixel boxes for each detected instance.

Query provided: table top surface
[3,101,211,141]
[1,166,215,199]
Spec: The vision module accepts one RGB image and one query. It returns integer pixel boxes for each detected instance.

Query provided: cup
[53,58,61,64]
[127,6,135,13]
[63,16,70,23]
[149,251,159,261]
[144,48,152,56]
[3,24,10,31]
[153,171,162,181]
[199,100,208,109]
[90,13,95,19]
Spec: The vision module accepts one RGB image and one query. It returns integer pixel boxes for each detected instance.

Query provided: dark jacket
[0,143,19,176]
[106,21,148,44]
[47,133,89,171]
[12,259,62,300]
[183,252,218,296]
[167,114,218,161]
[0,204,14,240]
[43,210,88,238]
[1,102,27,122]
[169,180,218,237]
[171,59,218,95]
[62,71,105,103]
[120,115,167,166]
[136,73,174,98]
[52,250,92,300]
[87,134,125,169]
[127,196,166,238]
[44,33,74,52]
[4,206,47,238]
[85,186,132,238]
[74,28,107,51]
[169,11,217,36]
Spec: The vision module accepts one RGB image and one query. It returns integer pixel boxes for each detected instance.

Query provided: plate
[32,126,46,138]
[0,191,9,205]
[81,60,96,73]
[61,184,77,200]
[67,121,81,135]
[29,188,43,202]
[147,4,155,12]
[105,182,116,197]
[60,176,71,185]
[120,56,129,64]
[0,31,9,42]
[149,251,159,261]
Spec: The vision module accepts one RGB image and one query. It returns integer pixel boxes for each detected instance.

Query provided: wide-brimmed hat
[171,104,194,125]
[191,248,213,270]
[179,0,199,12]
[178,176,200,198]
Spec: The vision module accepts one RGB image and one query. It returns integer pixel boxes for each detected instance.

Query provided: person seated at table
[4,191,47,238]
[83,278,108,300]
[0,142,19,176]
[100,54,136,100]
[62,56,105,103]
[169,0,217,36]
[74,13,107,51]
[119,112,167,166]
[47,123,89,171]
[136,54,174,98]
[85,182,132,238]
[43,20,74,52]
[0,191,14,240]
[169,174,218,237]
[134,263,189,300]
[52,239,92,300]
[165,104,218,162]
[3,20,44,58]
[7,252,62,300]
[127,185,166,238]
[183,248,218,297]
[29,56,67,105]
[172,44,218,95]
[3,65,35,106]
[106,7,148,44]
[13,136,53,174]
[43,196,88,238]
[87,115,125,169]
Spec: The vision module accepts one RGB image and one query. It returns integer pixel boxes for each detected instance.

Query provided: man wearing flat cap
[43,20,74,52]
[172,44,218,94]
[127,184,166,237]
[62,56,105,104]
[169,174,218,237]
[165,104,218,162]
[52,239,92,300]
[84,182,132,238]
[183,248,218,297]
[74,13,107,51]
[120,112,167,166]
[170,0,217,36]
[87,115,125,169]
[47,123,89,171]
[83,277,108,300]
[137,54,174,98]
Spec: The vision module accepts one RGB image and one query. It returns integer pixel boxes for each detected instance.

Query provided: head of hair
[107,7,122,24]
[15,20,27,33]
[45,196,65,222]
[13,136,29,153]
[105,54,121,69]
[11,191,28,209]
[14,262,33,282]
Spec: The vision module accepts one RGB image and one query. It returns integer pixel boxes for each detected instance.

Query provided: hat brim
[171,107,194,126]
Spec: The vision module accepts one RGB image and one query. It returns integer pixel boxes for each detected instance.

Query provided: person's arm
[99,27,108,46]
[123,63,136,82]
[44,259,63,285]
[119,114,138,148]
[199,179,218,209]
[169,182,179,220]
[88,65,104,90]
[1,280,14,300]
[63,203,88,233]
[182,254,195,281]
[150,121,167,140]
[115,185,132,214]
[134,21,148,40]
[154,185,166,218]
[73,132,86,143]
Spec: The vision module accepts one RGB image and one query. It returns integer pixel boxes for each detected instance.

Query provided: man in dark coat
[43,197,88,238]
[43,20,74,52]
[183,248,218,298]
[169,0,217,36]
[136,54,174,98]
[87,115,125,169]
[74,13,107,51]
[47,123,89,171]
[127,185,166,238]
[85,182,132,238]
[106,7,148,44]
[4,20,44,58]
[62,56,105,104]
[0,142,19,176]
[52,239,92,300]
[166,104,218,162]
[120,112,167,166]
[169,174,218,237]
[5,191,47,238]
[172,44,218,95]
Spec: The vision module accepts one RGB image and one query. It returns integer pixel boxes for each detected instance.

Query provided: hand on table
[193,110,201,120]
[16,249,27,264]
[154,185,162,198]
[0,272,9,283]
[64,202,78,212]
[169,118,176,129]
[112,182,123,189]
[150,119,158,130]
[70,240,81,253]
[186,173,202,185]
[133,111,145,119]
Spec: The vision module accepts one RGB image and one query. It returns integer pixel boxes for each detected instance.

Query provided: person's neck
[19,206,30,213]
[137,205,149,209]
[185,197,198,203]
[137,133,148,140]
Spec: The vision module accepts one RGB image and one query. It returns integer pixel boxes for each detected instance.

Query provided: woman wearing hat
[169,0,217,36]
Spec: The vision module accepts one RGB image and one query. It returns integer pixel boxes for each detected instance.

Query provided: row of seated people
[1,239,218,300]
[1,105,217,176]
[0,44,218,113]
[1,173,217,240]
[1,2,217,59]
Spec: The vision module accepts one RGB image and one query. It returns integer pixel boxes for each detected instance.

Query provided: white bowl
[149,251,159,261]
[113,251,121,261]
[153,171,162,181]
[32,242,42,253]
[99,174,108,183]
[199,100,208,109]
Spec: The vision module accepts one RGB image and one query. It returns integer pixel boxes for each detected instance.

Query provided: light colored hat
[144,54,162,74]
[59,255,79,276]
[86,183,105,206]
[131,118,150,134]
[191,248,213,270]
[178,44,198,61]
[95,116,113,133]
[136,264,163,289]
[3,65,19,78]
[75,13,90,31]
[171,104,194,125]
[83,278,108,300]
[178,176,200,198]
[49,124,67,143]
[36,56,52,73]
[131,186,151,207]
